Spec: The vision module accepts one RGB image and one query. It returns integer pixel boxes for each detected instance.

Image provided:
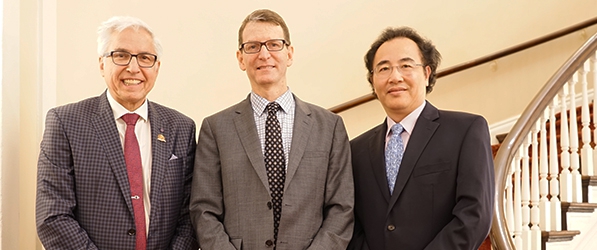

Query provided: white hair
[96,16,163,58]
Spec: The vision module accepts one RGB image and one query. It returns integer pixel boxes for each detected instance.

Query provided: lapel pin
[157,134,166,142]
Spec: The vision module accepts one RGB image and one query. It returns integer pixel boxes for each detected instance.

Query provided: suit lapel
[92,92,134,214]
[147,101,171,234]
[367,122,392,203]
[285,96,312,186]
[387,102,439,213]
[233,96,270,190]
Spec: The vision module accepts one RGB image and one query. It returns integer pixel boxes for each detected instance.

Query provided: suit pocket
[413,161,451,177]
[302,151,328,158]
[230,238,242,249]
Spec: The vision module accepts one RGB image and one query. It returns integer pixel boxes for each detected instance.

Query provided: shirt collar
[106,90,149,121]
[385,101,426,137]
[250,88,293,116]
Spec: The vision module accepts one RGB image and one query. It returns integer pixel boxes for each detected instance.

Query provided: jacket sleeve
[169,121,200,249]
[424,116,495,250]
[189,118,237,250]
[307,116,355,250]
[36,108,100,250]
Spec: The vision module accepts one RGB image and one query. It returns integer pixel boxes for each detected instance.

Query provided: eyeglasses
[239,39,288,54]
[373,61,425,78]
[103,51,158,68]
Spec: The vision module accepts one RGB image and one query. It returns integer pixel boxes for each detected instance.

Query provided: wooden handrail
[491,27,597,250]
[329,16,597,114]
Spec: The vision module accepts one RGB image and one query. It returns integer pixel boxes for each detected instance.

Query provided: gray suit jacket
[190,94,354,250]
[36,91,199,249]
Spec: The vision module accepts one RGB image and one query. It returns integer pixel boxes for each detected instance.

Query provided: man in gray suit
[36,16,198,249]
[190,9,354,250]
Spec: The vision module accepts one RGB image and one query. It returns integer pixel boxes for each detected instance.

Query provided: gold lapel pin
[157,134,166,142]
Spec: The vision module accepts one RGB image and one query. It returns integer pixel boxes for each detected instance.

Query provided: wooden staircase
[492,102,597,249]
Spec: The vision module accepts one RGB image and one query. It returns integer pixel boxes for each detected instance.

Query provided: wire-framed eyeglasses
[373,61,424,78]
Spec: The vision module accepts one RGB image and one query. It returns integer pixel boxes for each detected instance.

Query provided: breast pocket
[412,161,451,185]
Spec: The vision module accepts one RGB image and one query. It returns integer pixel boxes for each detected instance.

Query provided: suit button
[265,239,274,247]
[267,201,272,210]
[387,225,396,231]
[128,229,136,236]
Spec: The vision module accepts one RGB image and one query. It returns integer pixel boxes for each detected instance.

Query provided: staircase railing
[492,31,597,249]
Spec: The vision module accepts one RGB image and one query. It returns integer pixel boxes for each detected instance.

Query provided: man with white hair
[36,16,198,249]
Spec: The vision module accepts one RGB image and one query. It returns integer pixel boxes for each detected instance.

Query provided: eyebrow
[374,57,417,67]
[111,48,154,54]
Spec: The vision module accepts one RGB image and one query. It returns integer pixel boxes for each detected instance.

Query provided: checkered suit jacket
[36,91,199,249]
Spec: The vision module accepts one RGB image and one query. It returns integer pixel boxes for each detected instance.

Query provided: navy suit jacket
[36,91,199,249]
[348,102,494,250]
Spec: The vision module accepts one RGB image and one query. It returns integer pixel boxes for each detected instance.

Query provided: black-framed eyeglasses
[103,51,158,68]
[239,39,288,54]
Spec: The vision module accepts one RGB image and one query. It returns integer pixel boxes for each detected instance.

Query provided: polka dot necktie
[264,102,286,246]
[121,113,147,250]
[385,123,405,195]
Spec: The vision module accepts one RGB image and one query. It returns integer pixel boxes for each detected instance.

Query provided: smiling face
[372,37,430,121]
[99,27,160,111]
[236,21,293,96]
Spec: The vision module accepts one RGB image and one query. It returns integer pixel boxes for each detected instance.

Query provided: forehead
[109,27,155,53]
[242,22,284,42]
[373,37,422,65]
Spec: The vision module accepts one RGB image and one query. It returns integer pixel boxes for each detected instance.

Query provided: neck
[252,83,288,102]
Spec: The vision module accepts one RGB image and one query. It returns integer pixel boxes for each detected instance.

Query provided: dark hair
[238,9,291,47]
[364,27,441,95]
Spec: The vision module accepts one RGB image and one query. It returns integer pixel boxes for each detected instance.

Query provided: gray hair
[97,16,163,58]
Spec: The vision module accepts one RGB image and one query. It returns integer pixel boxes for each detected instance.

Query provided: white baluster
[522,135,531,249]
[580,60,594,176]
[569,73,583,202]
[549,97,562,231]
[592,51,597,176]
[513,145,528,249]
[560,83,572,203]
[539,110,551,231]
[530,122,541,249]
[506,159,516,240]
[514,147,524,249]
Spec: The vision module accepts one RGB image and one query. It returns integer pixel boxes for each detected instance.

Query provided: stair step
[542,230,581,242]
[582,176,597,203]
[542,230,581,250]
[561,202,597,230]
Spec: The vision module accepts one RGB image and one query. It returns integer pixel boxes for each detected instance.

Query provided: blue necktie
[385,123,404,195]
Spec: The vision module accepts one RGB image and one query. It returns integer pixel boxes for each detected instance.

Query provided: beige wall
[3,0,597,249]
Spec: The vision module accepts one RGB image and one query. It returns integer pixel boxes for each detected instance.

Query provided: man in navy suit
[348,27,494,250]
[36,16,198,249]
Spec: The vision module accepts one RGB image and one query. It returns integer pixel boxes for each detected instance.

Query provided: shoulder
[51,96,100,113]
[437,109,488,127]
[295,97,342,121]
[351,123,383,145]
[47,96,102,121]
[203,98,249,122]
[148,101,195,127]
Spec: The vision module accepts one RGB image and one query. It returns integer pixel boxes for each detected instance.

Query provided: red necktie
[122,113,147,250]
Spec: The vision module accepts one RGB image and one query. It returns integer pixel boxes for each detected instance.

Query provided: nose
[257,44,271,59]
[126,56,141,73]
[388,66,404,82]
